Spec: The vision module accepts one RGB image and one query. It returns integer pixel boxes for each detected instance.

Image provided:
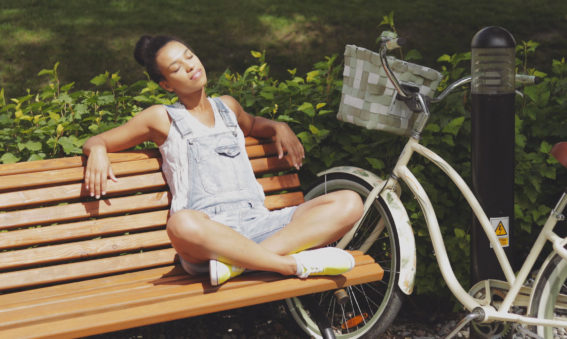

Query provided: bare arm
[83,105,169,198]
[220,95,305,169]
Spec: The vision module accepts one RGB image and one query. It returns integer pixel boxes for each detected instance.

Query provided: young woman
[83,35,364,286]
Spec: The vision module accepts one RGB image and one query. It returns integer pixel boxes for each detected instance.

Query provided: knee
[332,190,364,225]
[166,209,209,244]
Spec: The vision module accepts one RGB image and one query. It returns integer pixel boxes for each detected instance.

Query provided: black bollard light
[470,26,516,283]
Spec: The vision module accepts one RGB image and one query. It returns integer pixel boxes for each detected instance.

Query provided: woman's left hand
[274,122,304,170]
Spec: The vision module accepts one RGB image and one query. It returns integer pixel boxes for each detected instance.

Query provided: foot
[209,259,245,286]
[291,247,355,279]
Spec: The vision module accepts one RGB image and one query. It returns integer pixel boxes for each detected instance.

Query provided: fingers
[276,142,284,160]
[278,138,305,170]
[84,154,117,199]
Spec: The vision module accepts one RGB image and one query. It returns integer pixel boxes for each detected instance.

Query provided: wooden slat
[0,172,167,209]
[256,173,301,193]
[251,155,294,174]
[245,143,278,159]
[0,252,370,320]
[0,158,161,191]
[244,136,263,146]
[0,256,382,338]
[0,248,177,291]
[0,230,170,271]
[0,210,168,250]
[0,266,180,308]
[0,191,171,230]
[0,151,160,177]
[264,191,304,210]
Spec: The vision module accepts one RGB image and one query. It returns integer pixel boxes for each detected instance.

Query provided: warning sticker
[495,222,507,236]
[490,217,510,248]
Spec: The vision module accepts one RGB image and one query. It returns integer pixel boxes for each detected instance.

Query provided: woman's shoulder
[133,104,171,142]
[215,95,243,116]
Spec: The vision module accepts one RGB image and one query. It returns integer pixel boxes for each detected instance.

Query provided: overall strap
[211,97,238,134]
[165,104,193,137]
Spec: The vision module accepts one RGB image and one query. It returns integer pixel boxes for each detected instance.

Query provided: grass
[1,0,567,98]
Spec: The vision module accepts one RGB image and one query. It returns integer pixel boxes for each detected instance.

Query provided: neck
[177,88,208,111]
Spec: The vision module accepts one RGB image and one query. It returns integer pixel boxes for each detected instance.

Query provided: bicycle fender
[318,166,385,188]
[380,188,416,295]
[317,166,416,295]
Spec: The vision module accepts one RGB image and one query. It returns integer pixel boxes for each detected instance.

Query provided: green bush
[1,41,566,302]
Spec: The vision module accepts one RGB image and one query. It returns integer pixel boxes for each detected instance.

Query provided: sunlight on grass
[258,13,331,45]
[11,28,54,45]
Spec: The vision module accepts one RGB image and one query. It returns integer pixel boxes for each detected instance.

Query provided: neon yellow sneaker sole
[210,260,245,286]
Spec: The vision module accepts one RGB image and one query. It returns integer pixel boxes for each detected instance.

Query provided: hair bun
[134,35,153,67]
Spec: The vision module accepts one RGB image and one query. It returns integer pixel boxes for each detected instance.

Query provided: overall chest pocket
[190,135,246,195]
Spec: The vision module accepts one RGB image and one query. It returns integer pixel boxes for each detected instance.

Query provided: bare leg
[260,190,363,255]
[167,209,297,275]
[166,190,363,275]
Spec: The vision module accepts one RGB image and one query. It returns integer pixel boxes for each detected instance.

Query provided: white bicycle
[286,35,567,338]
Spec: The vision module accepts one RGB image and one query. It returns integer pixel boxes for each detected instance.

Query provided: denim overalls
[162,98,297,252]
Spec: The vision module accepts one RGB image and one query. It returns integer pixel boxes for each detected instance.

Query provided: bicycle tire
[529,252,567,338]
[285,174,403,338]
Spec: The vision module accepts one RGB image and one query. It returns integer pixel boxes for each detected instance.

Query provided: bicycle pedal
[444,308,484,339]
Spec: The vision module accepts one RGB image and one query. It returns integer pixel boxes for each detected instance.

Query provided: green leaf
[58,136,82,154]
[276,115,299,124]
[96,95,115,106]
[437,54,452,63]
[308,124,320,135]
[405,49,422,61]
[454,228,466,238]
[365,157,385,170]
[20,140,42,151]
[90,73,108,86]
[306,70,320,83]
[1,152,20,164]
[442,117,465,136]
[297,102,315,117]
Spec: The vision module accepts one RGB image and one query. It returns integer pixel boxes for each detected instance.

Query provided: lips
[190,69,202,80]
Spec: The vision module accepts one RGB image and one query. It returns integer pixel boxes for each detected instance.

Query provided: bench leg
[302,294,336,339]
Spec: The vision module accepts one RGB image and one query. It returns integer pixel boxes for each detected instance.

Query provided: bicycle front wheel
[529,252,567,338]
[285,174,403,338]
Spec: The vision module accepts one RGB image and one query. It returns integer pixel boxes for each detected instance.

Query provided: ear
[159,80,174,92]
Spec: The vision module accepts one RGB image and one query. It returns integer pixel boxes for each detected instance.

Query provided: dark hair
[134,35,189,83]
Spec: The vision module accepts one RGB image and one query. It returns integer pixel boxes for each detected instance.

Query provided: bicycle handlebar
[378,35,542,104]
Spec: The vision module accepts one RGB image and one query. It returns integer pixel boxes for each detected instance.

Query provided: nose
[181,59,194,72]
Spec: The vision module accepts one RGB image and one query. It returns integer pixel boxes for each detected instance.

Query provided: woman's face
[156,41,207,95]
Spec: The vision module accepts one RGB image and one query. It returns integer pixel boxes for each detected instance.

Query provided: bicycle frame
[384,135,567,327]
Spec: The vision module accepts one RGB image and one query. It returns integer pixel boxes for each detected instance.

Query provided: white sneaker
[209,259,245,286]
[291,247,355,279]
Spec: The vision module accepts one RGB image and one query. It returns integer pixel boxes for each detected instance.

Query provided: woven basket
[337,45,443,136]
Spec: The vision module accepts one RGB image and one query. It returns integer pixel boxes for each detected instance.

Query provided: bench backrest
[0,138,304,292]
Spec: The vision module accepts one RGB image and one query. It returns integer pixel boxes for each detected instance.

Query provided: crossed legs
[166,190,364,276]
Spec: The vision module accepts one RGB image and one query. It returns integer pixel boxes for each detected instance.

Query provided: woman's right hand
[84,145,118,199]
[81,105,169,198]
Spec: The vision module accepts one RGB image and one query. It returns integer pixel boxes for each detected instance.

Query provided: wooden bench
[0,137,383,338]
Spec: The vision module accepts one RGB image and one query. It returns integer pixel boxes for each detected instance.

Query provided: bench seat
[0,137,383,338]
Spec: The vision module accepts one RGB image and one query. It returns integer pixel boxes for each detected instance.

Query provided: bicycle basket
[337,45,443,136]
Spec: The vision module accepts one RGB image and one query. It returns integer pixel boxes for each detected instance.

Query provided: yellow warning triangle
[495,222,507,236]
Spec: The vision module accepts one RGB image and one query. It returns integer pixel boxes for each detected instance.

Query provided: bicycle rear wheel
[529,252,567,338]
[285,174,403,338]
